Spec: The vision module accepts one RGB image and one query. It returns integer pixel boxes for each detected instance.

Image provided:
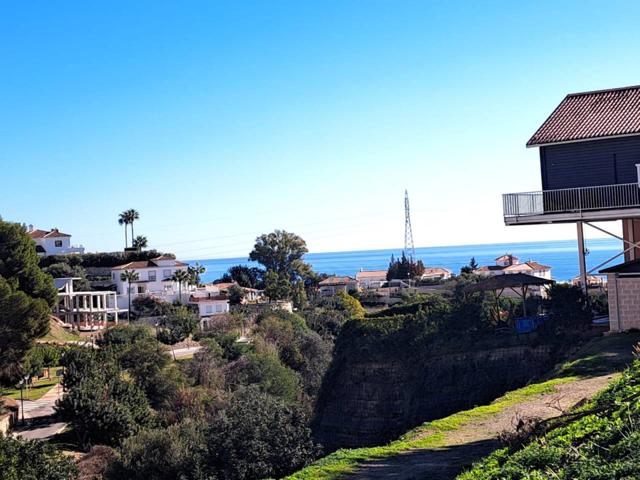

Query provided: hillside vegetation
[459,349,640,479]
[288,333,640,479]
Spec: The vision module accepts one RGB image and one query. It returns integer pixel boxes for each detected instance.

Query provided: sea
[192,238,624,284]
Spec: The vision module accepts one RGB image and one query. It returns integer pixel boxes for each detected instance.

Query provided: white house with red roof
[355,270,387,289]
[318,276,358,296]
[111,255,193,307]
[27,225,85,256]
[474,254,552,280]
[421,267,452,282]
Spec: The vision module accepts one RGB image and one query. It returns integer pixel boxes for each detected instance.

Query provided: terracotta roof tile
[528,85,640,146]
[355,270,387,279]
[319,276,357,286]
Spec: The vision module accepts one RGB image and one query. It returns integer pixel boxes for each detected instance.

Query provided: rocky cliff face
[313,344,555,450]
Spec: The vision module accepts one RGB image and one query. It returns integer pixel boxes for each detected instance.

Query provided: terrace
[503,182,640,225]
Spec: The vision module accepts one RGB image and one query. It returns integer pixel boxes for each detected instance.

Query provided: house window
[112,273,115,281]
[148,271,157,282]
[163,269,172,279]
[205,305,213,314]
[55,240,62,247]
[215,304,223,313]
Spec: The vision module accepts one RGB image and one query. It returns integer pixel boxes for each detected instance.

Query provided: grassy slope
[288,333,640,480]
[40,320,81,343]
[459,355,640,479]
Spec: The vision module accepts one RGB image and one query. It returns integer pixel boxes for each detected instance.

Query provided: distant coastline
[192,237,622,284]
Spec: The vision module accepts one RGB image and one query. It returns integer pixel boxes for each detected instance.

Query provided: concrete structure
[54,278,121,330]
[111,255,192,308]
[600,260,640,331]
[356,270,387,289]
[27,226,84,256]
[318,276,358,297]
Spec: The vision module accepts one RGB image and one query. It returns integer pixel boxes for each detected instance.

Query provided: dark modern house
[504,85,640,331]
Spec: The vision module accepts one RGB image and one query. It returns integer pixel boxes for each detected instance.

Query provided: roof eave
[527,131,640,148]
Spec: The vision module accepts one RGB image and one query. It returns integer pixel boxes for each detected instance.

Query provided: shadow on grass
[350,438,500,480]
[554,332,640,379]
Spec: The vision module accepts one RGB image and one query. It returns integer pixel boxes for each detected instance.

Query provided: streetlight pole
[18,378,25,424]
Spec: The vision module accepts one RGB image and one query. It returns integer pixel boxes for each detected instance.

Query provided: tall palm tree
[187,263,206,286]
[126,209,140,243]
[118,211,130,249]
[172,269,190,303]
[133,235,148,250]
[120,269,139,320]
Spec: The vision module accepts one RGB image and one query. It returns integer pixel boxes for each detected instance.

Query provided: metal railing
[503,183,640,218]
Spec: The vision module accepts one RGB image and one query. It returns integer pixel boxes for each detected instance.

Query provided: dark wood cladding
[540,135,640,190]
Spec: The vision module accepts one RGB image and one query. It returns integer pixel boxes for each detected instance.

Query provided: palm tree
[118,211,131,249]
[187,263,206,286]
[126,209,140,243]
[133,235,148,250]
[120,269,139,320]
[172,269,190,303]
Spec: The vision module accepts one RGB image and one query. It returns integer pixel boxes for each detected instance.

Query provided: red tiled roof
[319,276,357,286]
[112,259,187,270]
[422,267,451,275]
[503,261,551,272]
[28,228,71,238]
[527,86,640,147]
[355,270,387,279]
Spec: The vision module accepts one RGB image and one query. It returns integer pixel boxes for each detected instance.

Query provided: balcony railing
[503,183,640,218]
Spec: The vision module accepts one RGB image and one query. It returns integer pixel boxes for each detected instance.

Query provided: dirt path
[349,374,617,480]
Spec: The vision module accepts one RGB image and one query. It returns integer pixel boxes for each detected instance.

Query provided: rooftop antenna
[404,189,415,260]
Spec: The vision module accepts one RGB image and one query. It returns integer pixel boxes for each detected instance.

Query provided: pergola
[464,273,554,323]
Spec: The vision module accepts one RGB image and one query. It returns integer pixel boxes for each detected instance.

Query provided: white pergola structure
[54,278,123,331]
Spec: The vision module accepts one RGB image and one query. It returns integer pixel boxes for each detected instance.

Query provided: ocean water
[192,238,624,284]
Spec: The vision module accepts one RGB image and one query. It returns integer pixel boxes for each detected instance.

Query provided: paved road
[12,383,67,441]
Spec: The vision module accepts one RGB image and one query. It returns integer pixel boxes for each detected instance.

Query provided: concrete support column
[577,221,588,294]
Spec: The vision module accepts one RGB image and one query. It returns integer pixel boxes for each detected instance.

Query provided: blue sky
[2,1,640,259]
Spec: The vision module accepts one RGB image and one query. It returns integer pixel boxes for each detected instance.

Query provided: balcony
[503,183,640,225]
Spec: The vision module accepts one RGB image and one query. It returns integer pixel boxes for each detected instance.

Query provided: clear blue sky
[2,1,639,259]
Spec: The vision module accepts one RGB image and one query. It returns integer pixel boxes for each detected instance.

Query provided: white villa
[474,255,552,280]
[27,226,85,256]
[318,276,358,297]
[355,270,387,289]
[111,255,193,309]
[421,267,452,282]
[54,278,122,331]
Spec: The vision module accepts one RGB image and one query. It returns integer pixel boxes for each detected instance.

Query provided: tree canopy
[249,230,311,281]
[386,252,425,281]
[0,220,57,381]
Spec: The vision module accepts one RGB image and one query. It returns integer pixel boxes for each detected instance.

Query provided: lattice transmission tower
[404,189,415,260]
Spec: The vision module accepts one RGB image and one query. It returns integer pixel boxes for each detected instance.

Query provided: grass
[40,320,81,343]
[288,332,640,480]
[286,377,574,480]
[1,371,62,401]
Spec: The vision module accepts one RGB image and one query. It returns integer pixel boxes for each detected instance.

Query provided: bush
[108,421,208,480]
[0,435,78,480]
[225,352,301,403]
[57,348,155,449]
[204,387,319,479]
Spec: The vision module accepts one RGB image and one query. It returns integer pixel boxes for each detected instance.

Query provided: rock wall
[313,344,555,450]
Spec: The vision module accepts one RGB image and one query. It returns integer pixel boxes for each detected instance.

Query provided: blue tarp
[515,315,549,334]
